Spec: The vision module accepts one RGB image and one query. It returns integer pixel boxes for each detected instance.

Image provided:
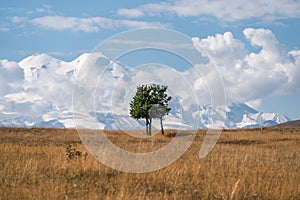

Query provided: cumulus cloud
[117,0,300,22]
[0,60,23,96]
[194,32,246,66]
[31,16,168,32]
[192,28,300,105]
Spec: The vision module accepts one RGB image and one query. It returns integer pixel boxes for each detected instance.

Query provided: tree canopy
[129,84,171,135]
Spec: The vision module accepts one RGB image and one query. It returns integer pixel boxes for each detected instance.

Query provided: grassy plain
[0,127,299,199]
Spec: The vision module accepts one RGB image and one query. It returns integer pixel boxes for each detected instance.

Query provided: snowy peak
[226,102,258,125]
[18,53,74,82]
[19,54,63,70]
[228,102,258,114]
[195,102,289,129]
[224,103,289,128]
[69,52,110,77]
[70,52,106,65]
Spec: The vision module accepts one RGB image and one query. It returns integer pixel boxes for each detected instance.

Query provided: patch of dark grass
[218,139,264,145]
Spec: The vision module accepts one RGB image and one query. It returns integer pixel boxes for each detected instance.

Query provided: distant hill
[277,120,300,127]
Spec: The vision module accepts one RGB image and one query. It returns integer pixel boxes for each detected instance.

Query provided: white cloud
[117,0,300,22]
[11,16,27,24]
[246,99,262,109]
[117,8,144,18]
[193,32,246,66]
[5,92,42,104]
[0,60,24,95]
[31,16,168,32]
[31,16,97,32]
[192,28,300,105]
[0,27,9,32]
[106,38,193,51]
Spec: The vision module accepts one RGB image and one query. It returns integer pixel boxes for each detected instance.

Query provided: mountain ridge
[276,120,300,127]
[0,53,290,129]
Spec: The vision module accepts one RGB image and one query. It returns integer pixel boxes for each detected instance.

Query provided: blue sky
[0,0,300,119]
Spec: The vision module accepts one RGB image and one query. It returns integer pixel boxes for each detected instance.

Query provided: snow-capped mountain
[0,53,290,129]
[195,103,289,129]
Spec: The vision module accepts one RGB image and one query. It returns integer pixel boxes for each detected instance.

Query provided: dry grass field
[0,127,299,199]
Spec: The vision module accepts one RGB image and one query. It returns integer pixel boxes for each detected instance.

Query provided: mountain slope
[276,120,300,127]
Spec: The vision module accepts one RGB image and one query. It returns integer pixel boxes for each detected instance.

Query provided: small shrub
[66,144,82,161]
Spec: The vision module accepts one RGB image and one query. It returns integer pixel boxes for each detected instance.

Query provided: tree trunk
[145,118,153,136]
[149,118,152,136]
[160,117,164,135]
[145,117,149,135]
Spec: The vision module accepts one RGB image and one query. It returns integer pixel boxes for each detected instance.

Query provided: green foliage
[129,84,171,135]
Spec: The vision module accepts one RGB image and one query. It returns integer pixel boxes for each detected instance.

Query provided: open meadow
[0,127,299,199]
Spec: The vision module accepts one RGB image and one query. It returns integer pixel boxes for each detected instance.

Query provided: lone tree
[129,84,171,135]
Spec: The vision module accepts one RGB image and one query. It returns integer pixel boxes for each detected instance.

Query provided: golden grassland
[0,127,299,199]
